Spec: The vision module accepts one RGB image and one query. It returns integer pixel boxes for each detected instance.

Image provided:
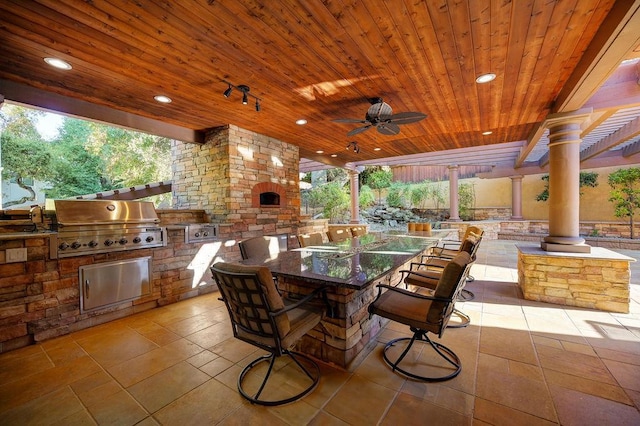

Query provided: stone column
[448,165,460,221]
[510,175,523,220]
[348,168,361,224]
[541,110,592,253]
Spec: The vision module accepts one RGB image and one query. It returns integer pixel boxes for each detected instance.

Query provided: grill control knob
[133,237,142,244]
[88,240,98,248]
[59,242,69,250]
[104,239,114,246]
[145,236,154,243]
[203,231,209,237]
[71,242,81,249]
[119,238,128,245]
[195,232,201,238]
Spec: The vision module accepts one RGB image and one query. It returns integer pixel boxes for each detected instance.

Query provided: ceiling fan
[332,97,427,136]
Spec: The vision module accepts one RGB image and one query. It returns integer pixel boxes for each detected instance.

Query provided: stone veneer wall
[517,246,632,313]
[171,125,301,260]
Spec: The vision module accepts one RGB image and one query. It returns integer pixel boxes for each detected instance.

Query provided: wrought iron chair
[431,225,483,260]
[211,262,327,406]
[399,234,480,327]
[368,251,472,382]
[297,232,324,247]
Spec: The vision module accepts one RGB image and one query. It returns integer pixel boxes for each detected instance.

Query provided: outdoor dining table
[239,229,451,368]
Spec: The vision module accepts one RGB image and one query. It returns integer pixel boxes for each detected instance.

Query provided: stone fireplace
[171,125,301,259]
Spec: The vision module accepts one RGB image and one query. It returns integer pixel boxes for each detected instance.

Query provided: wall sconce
[346,141,360,153]
[222,80,262,111]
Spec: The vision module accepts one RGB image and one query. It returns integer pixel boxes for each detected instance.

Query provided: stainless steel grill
[50,199,166,258]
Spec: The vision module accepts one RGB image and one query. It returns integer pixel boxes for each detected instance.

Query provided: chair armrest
[374,284,452,303]
[271,286,330,317]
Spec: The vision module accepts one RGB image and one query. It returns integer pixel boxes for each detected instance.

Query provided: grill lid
[53,200,160,227]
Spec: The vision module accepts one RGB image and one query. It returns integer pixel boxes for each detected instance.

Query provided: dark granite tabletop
[240,231,449,290]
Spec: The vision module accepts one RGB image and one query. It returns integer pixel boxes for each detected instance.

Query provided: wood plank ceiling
[1,0,639,176]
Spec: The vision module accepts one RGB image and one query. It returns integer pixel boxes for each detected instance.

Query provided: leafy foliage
[315,181,350,222]
[458,183,475,220]
[1,105,171,206]
[358,184,375,208]
[536,172,598,202]
[365,168,392,204]
[386,181,409,208]
[608,168,640,239]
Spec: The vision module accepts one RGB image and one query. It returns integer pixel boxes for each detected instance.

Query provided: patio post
[348,167,361,224]
[541,110,592,253]
[510,175,523,220]
[448,165,461,221]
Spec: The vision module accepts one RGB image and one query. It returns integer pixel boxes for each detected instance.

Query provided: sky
[35,111,63,140]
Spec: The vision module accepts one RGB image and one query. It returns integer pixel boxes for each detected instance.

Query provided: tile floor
[0,240,639,425]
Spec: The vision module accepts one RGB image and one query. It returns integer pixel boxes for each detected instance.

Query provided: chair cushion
[212,262,290,338]
[369,289,440,334]
[404,270,440,289]
[239,236,280,261]
[427,252,471,323]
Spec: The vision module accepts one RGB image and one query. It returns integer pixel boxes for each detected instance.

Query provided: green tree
[536,172,599,201]
[317,181,350,222]
[0,105,55,206]
[608,168,640,239]
[459,183,475,220]
[366,168,392,204]
[427,182,446,212]
[410,180,429,209]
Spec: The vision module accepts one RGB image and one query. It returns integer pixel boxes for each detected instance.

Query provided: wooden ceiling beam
[0,79,205,143]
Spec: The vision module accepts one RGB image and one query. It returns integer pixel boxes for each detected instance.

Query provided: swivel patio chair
[239,236,282,261]
[210,262,327,406]
[431,225,483,259]
[368,251,472,382]
[326,228,350,242]
[298,232,324,247]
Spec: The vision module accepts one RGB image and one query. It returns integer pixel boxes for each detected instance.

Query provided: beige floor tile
[382,392,471,425]
[544,368,632,405]
[352,343,406,391]
[602,358,640,392]
[0,386,86,426]
[76,380,123,408]
[536,344,617,385]
[76,328,158,368]
[107,338,203,388]
[473,397,558,426]
[302,362,350,409]
[185,321,234,349]
[51,408,98,425]
[153,379,244,424]
[210,336,260,362]
[595,346,640,365]
[218,404,289,425]
[476,362,557,422]
[479,326,538,365]
[0,348,52,386]
[308,410,350,426]
[400,381,475,416]
[186,349,219,368]
[323,375,396,425]
[200,355,235,377]
[550,384,640,426]
[128,361,210,413]
[85,389,148,425]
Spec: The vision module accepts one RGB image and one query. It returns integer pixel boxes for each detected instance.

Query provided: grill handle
[85,279,90,299]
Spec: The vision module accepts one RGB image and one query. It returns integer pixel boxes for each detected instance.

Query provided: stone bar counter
[517,245,635,313]
[237,231,447,368]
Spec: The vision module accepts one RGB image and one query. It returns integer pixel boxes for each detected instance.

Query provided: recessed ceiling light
[374,147,381,151]
[475,73,496,84]
[331,154,338,157]
[316,150,324,154]
[296,119,307,125]
[44,57,72,70]
[482,131,493,135]
[154,95,172,103]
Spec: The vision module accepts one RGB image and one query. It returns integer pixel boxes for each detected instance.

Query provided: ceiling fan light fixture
[475,73,496,84]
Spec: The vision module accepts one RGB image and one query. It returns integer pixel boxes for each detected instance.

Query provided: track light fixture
[221,80,262,111]
[346,141,360,154]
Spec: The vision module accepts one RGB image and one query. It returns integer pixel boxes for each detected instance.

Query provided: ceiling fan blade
[388,112,427,124]
[347,125,372,136]
[332,118,367,123]
[377,123,400,135]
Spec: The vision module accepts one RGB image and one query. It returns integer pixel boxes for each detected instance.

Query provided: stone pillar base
[518,245,633,313]
[541,242,591,253]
